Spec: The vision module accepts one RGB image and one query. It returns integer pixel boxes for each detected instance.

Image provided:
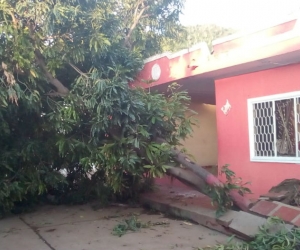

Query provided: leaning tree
[0,0,249,216]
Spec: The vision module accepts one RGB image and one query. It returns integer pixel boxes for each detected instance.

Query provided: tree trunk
[166,166,208,194]
[156,138,251,211]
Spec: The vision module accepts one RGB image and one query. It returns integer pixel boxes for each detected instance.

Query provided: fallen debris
[266,179,300,206]
[112,216,170,237]
[200,217,300,250]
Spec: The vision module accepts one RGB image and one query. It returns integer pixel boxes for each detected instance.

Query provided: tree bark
[166,166,208,194]
[156,138,251,211]
[34,50,70,96]
[27,22,69,96]
[156,138,223,187]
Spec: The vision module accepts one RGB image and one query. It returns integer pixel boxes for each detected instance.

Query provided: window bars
[248,92,300,163]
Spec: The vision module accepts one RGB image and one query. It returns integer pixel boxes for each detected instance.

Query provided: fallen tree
[0,0,251,216]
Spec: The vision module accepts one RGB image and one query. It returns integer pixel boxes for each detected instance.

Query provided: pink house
[132,15,300,198]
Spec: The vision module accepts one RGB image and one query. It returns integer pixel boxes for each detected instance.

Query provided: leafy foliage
[200,217,300,250]
[112,216,149,237]
[207,165,251,217]
[0,0,194,216]
[112,215,170,237]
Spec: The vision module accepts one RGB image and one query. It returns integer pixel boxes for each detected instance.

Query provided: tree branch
[34,50,69,96]
[27,22,69,96]
[68,62,89,79]
[8,10,17,27]
[124,2,149,47]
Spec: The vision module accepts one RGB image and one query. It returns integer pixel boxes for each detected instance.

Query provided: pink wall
[215,63,300,198]
[131,48,210,88]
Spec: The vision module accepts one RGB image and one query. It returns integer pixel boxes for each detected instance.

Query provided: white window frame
[248,91,300,164]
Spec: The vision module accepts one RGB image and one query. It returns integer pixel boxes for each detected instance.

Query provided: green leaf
[143,165,153,169]
[0,0,194,216]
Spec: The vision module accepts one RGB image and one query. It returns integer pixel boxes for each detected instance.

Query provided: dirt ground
[0,204,231,250]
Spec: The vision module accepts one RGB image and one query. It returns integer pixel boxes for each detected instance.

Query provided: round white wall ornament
[151,63,161,81]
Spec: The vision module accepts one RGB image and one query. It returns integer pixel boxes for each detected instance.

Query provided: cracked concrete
[0,204,230,250]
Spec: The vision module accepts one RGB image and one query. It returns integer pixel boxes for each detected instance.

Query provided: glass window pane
[275,98,296,157]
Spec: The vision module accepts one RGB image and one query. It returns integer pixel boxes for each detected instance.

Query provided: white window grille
[248,91,300,163]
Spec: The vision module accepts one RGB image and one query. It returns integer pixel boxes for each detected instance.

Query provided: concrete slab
[167,202,232,235]
[37,211,229,250]
[216,210,240,227]
[141,184,242,237]
[228,211,267,240]
[21,204,139,228]
[1,205,232,250]
[0,215,29,232]
[0,217,49,250]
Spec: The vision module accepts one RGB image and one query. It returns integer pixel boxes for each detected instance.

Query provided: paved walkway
[0,204,230,250]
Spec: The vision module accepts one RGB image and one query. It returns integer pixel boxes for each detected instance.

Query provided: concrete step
[140,184,285,240]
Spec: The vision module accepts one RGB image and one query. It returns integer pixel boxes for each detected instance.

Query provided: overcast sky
[180,0,300,31]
